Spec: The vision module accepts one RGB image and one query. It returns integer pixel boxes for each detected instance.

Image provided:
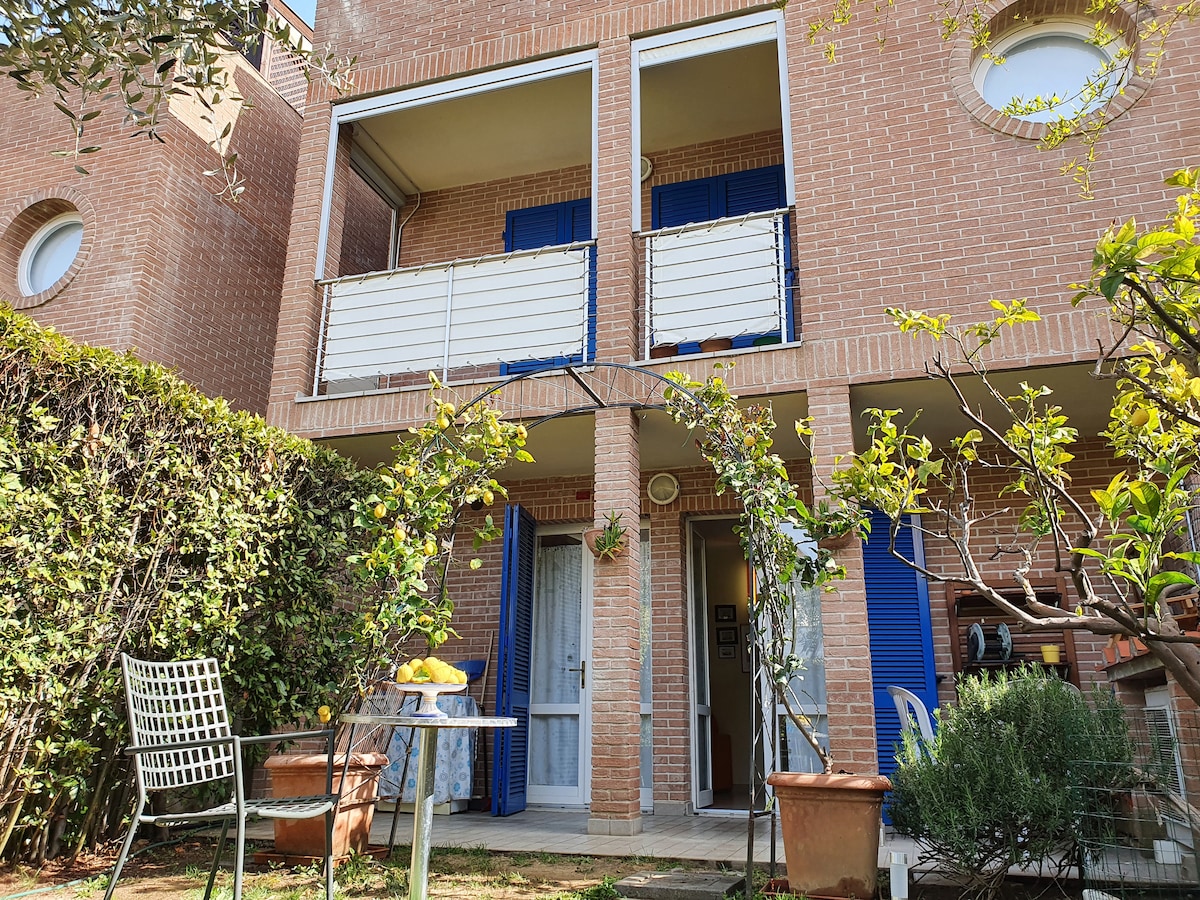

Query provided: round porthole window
[19,212,84,296]
[949,1,1148,139]
[974,21,1125,122]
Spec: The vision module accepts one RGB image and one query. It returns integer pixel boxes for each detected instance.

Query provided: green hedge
[0,306,380,862]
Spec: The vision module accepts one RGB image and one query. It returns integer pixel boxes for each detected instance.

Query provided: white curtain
[529,542,583,787]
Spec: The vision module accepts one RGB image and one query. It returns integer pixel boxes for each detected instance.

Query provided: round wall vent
[647,472,679,505]
[640,156,653,183]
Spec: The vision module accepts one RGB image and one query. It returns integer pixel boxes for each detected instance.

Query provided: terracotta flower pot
[698,337,733,353]
[767,771,890,899]
[264,752,388,858]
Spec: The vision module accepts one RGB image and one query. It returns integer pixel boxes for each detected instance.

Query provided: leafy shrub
[887,666,1134,900]
[0,306,381,862]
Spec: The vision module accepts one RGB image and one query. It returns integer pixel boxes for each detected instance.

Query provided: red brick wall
[396,165,590,268]
[0,54,302,413]
[339,169,393,277]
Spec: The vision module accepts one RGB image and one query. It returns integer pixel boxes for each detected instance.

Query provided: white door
[689,525,714,809]
[527,530,592,806]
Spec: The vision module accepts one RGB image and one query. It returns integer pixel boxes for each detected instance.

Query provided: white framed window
[19,212,84,296]
[972,20,1126,123]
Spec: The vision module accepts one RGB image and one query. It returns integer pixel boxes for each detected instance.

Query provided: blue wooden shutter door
[863,510,937,786]
[492,504,536,816]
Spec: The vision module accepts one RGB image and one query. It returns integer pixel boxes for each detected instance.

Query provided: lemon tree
[348,375,533,698]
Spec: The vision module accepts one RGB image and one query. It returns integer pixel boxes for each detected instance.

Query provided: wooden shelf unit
[946,577,1080,688]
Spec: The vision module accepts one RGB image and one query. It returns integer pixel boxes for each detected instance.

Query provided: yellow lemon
[396,664,414,683]
[482,489,495,505]
[373,503,387,518]
[404,465,417,478]
[317,705,332,723]
[1129,408,1150,427]
[424,540,438,556]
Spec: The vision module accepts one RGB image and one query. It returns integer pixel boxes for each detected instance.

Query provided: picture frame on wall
[715,604,736,622]
[716,627,738,645]
[717,645,737,660]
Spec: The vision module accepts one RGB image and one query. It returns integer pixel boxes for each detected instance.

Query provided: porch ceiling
[640,42,782,153]
[348,40,782,196]
[318,390,811,479]
[354,71,592,193]
[849,362,1115,453]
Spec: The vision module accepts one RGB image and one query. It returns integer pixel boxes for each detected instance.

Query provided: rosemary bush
[888,667,1134,900]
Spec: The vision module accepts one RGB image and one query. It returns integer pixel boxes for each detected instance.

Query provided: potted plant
[584,510,628,560]
[664,367,885,899]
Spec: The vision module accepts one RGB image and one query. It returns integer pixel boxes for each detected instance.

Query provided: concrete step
[615,870,746,900]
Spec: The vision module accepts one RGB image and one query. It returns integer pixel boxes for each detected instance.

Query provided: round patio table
[340,711,516,900]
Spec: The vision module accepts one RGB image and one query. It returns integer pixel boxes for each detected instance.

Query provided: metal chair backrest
[121,655,235,791]
[887,684,936,748]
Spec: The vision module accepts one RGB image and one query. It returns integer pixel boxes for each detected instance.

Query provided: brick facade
[0,51,303,414]
[265,0,1200,819]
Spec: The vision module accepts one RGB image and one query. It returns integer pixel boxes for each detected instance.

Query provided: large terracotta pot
[767,771,890,898]
[264,752,389,858]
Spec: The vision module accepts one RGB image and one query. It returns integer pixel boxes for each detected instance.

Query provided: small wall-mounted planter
[1039,645,1061,664]
[649,344,678,359]
[699,337,733,353]
[583,527,626,560]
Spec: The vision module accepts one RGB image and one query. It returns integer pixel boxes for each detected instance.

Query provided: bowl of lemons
[394,656,469,717]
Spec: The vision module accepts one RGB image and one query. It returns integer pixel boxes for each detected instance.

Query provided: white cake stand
[395,681,468,718]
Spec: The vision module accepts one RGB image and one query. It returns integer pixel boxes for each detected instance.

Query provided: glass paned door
[689,525,714,809]
[527,532,592,805]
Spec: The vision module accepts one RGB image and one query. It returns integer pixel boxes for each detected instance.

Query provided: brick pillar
[593,37,638,363]
[589,406,643,834]
[807,381,880,774]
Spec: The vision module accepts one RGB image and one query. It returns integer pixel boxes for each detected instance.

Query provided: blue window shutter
[719,166,786,217]
[505,204,564,252]
[567,199,591,242]
[652,178,717,229]
[493,504,536,816]
[864,510,937,786]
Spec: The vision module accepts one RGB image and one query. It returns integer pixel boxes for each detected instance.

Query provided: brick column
[593,37,638,363]
[807,381,880,774]
[589,406,643,834]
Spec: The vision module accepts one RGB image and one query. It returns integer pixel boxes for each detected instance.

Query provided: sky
[287,0,316,26]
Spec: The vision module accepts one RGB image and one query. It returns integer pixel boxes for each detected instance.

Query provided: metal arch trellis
[456,362,780,897]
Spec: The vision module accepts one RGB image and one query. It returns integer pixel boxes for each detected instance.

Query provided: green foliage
[664,364,860,772]
[888,668,1135,900]
[348,376,533,691]
[0,305,379,862]
[828,170,1200,709]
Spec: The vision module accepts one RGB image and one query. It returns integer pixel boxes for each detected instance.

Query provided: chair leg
[202,819,231,900]
[324,808,336,900]
[233,813,247,900]
[103,798,145,900]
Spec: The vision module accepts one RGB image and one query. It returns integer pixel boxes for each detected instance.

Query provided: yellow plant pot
[1040,645,1061,664]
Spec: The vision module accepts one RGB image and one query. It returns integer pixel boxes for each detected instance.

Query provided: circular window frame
[0,190,94,309]
[948,0,1153,139]
[18,211,84,297]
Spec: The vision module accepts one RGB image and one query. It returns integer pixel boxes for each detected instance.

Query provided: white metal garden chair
[104,654,340,900]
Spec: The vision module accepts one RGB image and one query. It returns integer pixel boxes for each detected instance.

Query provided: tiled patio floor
[355,807,921,870]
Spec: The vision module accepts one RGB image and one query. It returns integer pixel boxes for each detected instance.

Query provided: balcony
[315,242,594,394]
[642,209,792,358]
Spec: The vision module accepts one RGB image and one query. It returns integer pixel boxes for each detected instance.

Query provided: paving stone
[615,870,745,900]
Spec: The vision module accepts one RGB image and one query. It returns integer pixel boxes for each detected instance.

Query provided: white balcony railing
[642,209,789,357]
[315,242,594,394]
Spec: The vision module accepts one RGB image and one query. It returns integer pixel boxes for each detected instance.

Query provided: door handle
[567,660,586,688]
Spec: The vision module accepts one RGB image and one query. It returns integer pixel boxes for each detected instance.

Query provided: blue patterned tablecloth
[378,694,478,805]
